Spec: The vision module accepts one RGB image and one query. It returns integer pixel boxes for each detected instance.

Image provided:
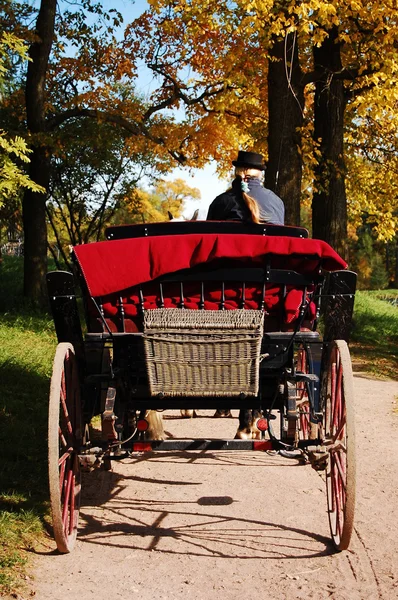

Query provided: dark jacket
[207,177,285,225]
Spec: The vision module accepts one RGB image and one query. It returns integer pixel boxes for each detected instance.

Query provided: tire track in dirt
[305,468,384,600]
[348,528,384,599]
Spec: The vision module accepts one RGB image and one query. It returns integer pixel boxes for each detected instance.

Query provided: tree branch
[144,63,240,119]
[47,107,188,164]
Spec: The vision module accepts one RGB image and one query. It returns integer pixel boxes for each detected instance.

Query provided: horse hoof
[234,429,252,440]
[180,409,197,418]
[235,427,264,440]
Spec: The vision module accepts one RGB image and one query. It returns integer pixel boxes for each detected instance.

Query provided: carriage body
[46,221,357,553]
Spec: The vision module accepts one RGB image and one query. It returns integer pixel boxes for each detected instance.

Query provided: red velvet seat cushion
[87,282,317,333]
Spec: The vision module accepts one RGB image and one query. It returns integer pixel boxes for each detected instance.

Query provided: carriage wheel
[48,343,82,553]
[296,345,317,440]
[323,340,356,551]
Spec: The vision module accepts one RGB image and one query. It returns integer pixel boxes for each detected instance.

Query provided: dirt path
[33,375,398,600]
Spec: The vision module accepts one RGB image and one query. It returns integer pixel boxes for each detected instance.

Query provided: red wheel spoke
[59,460,66,495]
[332,366,341,432]
[62,468,73,530]
[332,414,346,443]
[60,399,73,436]
[334,451,347,491]
[335,499,343,540]
[60,370,66,400]
[300,403,310,436]
[331,362,336,427]
[58,448,73,467]
[335,365,343,429]
[60,367,73,435]
[331,464,338,513]
[59,427,68,448]
[333,464,342,517]
[296,346,315,442]
[69,474,75,535]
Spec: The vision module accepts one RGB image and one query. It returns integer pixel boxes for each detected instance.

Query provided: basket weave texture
[143,308,264,397]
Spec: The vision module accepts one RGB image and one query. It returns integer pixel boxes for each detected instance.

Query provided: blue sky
[108,0,230,217]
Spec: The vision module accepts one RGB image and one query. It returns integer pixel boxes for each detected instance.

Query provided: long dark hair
[235,168,261,223]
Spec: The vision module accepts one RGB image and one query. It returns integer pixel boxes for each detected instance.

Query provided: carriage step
[131,439,274,452]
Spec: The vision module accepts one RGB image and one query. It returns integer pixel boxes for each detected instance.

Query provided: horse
[144,408,262,440]
[167,209,199,222]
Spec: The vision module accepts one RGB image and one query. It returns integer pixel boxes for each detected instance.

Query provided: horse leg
[235,409,262,439]
[145,410,165,440]
[180,409,197,418]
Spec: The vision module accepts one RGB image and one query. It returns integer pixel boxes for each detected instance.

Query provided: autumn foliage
[1,0,397,298]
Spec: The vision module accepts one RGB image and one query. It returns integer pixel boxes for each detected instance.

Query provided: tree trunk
[267,32,304,226]
[22,149,51,301]
[23,0,57,303]
[312,27,347,258]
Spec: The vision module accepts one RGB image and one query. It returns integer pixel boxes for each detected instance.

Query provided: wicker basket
[143,309,264,397]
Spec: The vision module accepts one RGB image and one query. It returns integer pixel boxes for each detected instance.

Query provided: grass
[0,256,56,596]
[350,290,398,379]
[0,493,44,593]
[0,256,397,596]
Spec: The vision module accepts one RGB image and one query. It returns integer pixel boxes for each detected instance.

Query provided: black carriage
[46,221,357,553]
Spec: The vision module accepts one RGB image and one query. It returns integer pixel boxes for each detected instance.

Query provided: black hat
[232,150,266,171]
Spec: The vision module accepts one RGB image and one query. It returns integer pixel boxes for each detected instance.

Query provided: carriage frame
[46,221,357,554]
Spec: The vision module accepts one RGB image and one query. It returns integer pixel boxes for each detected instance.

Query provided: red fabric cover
[100,282,284,317]
[87,282,317,333]
[74,233,346,298]
[285,289,312,323]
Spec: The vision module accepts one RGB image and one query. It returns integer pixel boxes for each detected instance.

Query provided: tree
[0,30,44,208]
[154,179,201,219]
[46,117,167,265]
[130,0,398,254]
[113,188,164,225]
[128,1,313,224]
[22,0,57,301]
[267,30,304,225]
[369,253,389,290]
[6,0,398,302]
[349,229,389,290]
[312,26,347,256]
[115,178,201,225]
[8,0,227,303]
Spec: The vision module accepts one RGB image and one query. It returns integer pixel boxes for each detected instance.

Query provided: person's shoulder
[208,189,235,211]
[263,187,284,203]
[207,187,242,220]
[212,188,234,203]
[260,189,284,212]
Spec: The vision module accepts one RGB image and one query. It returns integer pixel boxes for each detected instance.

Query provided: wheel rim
[323,340,356,551]
[48,343,82,553]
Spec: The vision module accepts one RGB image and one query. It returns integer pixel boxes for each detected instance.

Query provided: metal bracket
[286,380,298,419]
[103,387,116,420]
[295,373,319,382]
[102,387,117,441]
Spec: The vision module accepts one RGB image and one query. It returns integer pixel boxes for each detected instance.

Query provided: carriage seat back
[72,232,347,335]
